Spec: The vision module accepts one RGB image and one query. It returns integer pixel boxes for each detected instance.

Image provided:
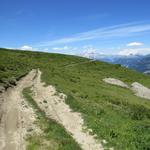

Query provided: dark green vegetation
[1,48,150,149]
[23,87,81,150]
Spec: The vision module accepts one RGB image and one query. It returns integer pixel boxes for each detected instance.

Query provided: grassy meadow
[1,48,150,149]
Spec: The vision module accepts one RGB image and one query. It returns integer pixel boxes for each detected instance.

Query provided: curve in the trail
[64,60,95,68]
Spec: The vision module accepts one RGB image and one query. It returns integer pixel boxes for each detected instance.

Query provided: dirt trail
[64,60,95,68]
[32,69,103,150]
[0,70,37,150]
[0,69,104,150]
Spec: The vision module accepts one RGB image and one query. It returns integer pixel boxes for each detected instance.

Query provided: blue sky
[1,0,150,55]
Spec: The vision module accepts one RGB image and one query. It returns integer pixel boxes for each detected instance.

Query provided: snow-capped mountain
[79,51,150,73]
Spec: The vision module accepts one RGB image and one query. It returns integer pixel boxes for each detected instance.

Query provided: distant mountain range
[79,52,150,74]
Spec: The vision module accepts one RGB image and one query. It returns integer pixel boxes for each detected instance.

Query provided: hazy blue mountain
[98,54,150,74]
[80,52,150,74]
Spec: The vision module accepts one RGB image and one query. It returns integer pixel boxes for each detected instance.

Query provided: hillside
[0,48,150,150]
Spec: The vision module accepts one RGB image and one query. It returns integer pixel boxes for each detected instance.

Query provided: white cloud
[36,22,150,47]
[20,45,33,50]
[127,42,143,47]
[4,45,50,53]
[77,45,104,58]
[52,46,77,51]
[51,45,107,58]
[81,48,97,58]
[20,46,50,52]
[118,48,150,56]
[82,45,97,53]
[5,47,14,50]
[52,46,70,51]
[43,48,49,52]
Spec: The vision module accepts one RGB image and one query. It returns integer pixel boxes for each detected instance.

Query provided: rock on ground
[103,78,129,88]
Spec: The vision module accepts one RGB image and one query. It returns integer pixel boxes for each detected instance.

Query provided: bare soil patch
[0,70,39,150]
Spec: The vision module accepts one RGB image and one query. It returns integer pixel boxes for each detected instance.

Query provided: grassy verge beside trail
[23,87,81,150]
[40,59,150,149]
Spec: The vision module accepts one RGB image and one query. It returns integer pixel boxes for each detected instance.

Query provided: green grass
[23,87,81,150]
[1,48,150,149]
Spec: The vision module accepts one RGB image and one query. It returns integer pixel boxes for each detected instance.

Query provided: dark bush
[128,105,150,120]
[115,64,122,69]
[133,123,150,150]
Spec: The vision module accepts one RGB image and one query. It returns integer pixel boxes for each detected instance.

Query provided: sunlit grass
[1,48,150,149]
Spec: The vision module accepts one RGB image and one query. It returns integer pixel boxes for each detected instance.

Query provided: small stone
[43,100,47,103]
[102,140,107,144]
[45,106,48,109]
[9,78,17,86]
[24,105,28,108]
[88,129,93,133]
[21,101,25,105]
[27,127,33,132]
